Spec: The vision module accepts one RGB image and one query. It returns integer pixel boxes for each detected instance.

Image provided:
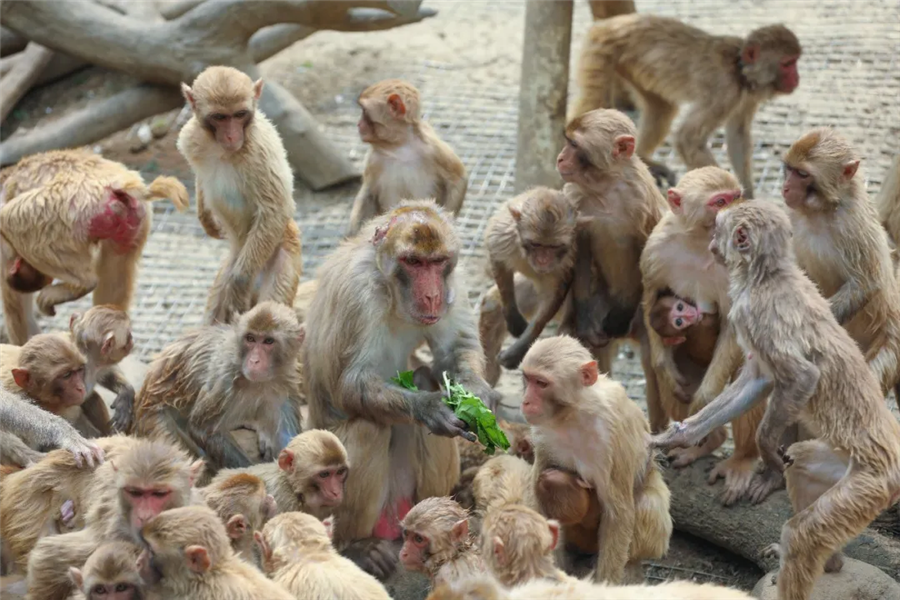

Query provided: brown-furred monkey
[877,155,900,250]
[783,129,900,410]
[200,472,277,565]
[177,66,302,326]
[574,15,801,196]
[304,200,495,579]
[640,166,768,505]
[349,79,467,237]
[0,149,188,345]
[522,335,672,584]
[653,200,900,600]
[68,541,145,600]
[482,503,567,587]
[556,109,666,377]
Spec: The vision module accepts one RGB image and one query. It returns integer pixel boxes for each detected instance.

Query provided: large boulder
[753,557,900,600]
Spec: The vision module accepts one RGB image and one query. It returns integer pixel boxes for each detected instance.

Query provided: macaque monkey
[556,109,666,376]
[783,129,900,407]
[256,512,391,600]
[521,335,672,584]
[453,421,533,510]
[479,187,581,383]
[68,541,145,600]
[200,473,277,564]
[654,200,900,600]
[131,302,303,472]
[535,468,601,556]
[482,504,566,587]
[574,16,801,197]
[472,454,533,515]
[877,155,900,249]
[304,200,495,577]
[399,496,485,587]
[69,306,136,433]
[177,66,301,325]
[0,149,188,345]
[26,438,201,600]
[211,429,348,521]
[426,575,754,600]
[0,430,44,468]
[639,166,767,505]
[349,79,467,236]
[138,505,294,600]
[0,387,103,468]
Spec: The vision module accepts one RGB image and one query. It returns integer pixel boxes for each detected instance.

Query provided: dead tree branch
[0,42,54,123]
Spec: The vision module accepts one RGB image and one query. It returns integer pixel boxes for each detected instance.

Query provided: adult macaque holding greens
[304,200,497,580]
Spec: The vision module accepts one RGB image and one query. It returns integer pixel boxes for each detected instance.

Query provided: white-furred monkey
[304,200,495,579]
[783,129,900,408]
[639,167,768,505]
[479,186,582,384]
[0,149,188,345]
[574,15,801,197]
[177,66,302,325]
[349,79,467,236]
[521,335,672,584]
[654,200,900,600]
[556,109,666,377]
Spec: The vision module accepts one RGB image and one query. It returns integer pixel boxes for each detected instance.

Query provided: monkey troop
[0,19,898,600]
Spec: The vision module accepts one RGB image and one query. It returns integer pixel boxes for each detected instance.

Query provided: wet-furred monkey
[653,200,900,600]
[177,66,302,325]
[556,109,666,377]
[783,129,900,409]
[574,15,801,197]
[304,200,494,579]
[640,166,768,505]
[349,79,467,236]
[522,335,672,584]
[0,149,188,345]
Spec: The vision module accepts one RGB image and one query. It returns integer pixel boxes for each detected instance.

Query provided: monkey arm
[436,172,467,216]
[348,184,378,237]
[490,259,527,337]
[0,430,45,467]
[98,368,136,433]
[828,278,872,326]
[36,282,96,317]
[594,472,635,584]
[499,275,572,369]
[725,107,756,199]
[572,229,611,348]
[195,183,224,240]
[232,200,290,289]
[692,323,743,408]
[187,386,255,469]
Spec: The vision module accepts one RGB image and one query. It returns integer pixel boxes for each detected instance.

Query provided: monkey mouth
[416,315,440,326]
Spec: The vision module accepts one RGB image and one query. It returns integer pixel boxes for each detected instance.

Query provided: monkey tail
[147,176,189,212]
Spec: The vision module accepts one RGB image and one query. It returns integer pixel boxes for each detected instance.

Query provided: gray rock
[753,557,900,600]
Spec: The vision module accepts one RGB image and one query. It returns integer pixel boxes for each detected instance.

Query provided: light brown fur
[654,200,900,600]
[472,454,533,515]
[177,66,302,325]
[349,79,467,236]
[0,149,188,344]
[68,541,145,600]
[482,504,567,587]
[574,15,802,197]
[201,472,276,564]
[877,155,900,249]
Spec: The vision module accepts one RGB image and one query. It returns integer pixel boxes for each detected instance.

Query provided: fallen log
[663,456,900,580]
[0,42,54,123]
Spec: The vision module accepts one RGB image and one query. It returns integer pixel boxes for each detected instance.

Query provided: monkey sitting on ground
[573,15,801,196]
[348,79,467,236]
[68,541,145,600]
[177,66,302,325]
[535,468,601,557]
[482,504,567,587]
[521,335,672,584]
[472,454,533,517]
[256,512,391,600]
[200,473,277,565]
[478,187,582,384]
[400,496,486,588]
[130,302,303,473]
[211,429,348,521]
[453,420,533,510]
[138,505,293,600]
[0,149,188,345]
[653,200,900,600]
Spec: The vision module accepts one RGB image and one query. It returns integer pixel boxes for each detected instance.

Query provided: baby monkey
[349,79,467,236]
[68,541,144,600]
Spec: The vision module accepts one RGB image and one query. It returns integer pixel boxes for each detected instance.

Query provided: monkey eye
[152,490,168,498]
[535,379,548,389]
[675,318,684,327]
[62,371,73,379]
[211,113,227,121]
[245,333,256,343]
[115,583,129,592]
[675,303,684,310]
[125,488,142,498]
[93,585,106,595]
[414,534,425,544]
[404,257,422,267]
[714,197,727,207]
[234,110,249,119]
[263,337,275,345]
[566,137,577,149]
[796,169,809,178]
[318,471,330,479]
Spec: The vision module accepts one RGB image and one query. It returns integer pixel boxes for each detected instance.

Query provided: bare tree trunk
[0,43,54,123]
[0,26,27,56]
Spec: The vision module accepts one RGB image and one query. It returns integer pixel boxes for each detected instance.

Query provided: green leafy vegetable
[391,370,510,455]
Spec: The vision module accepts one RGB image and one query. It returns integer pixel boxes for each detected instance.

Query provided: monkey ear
[666,189,683,213]
[11,368,30,390]
[732,225,752,254]
[612,135,635,159]
[508,205,523,222]
[547,519,560,551]
[386,93,407,118]
[226,514,249,540]
[741,43,760,65]
[68,566,83,589]
[101,331,116,355]
[254,531,272,561]
[277,449,295,473]
[69,312,81,333]
[297,326,306,346]
[189,459,205,486]
[253,78,264,101]
[180,83,195,107]
[450,519,469,544]
[580,361,599,387]
[576,477,591,489]
[184,545,211,573]
[841,160,860,181]
[492,537,506,565]
[322,516,335,539]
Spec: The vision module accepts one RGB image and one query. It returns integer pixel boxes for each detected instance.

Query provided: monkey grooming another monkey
[400,496,486,588]
[304,200,495,579]
[0,149,188,345]
[177,66,302,325]
[131,302,303,472]
[482,504,567,587]
[783,129,900,409]
[68,541,145,600]
[349,79,467,236]
[200,473,277,564]
[256,512,390,600]
[653,200,900,600]
[478,187,581,383]
[521,335,672,584]
[574,15,801,196]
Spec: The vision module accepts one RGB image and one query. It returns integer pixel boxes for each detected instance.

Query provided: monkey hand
[410,392,476,441]
[257,430,276,462]
[342,538,398,580]
[59,499,77,531]
[61,435,105,468]
[504,308,528,338]
[36,289,59,316]
[498,341,529,370]
[110,387,136,433]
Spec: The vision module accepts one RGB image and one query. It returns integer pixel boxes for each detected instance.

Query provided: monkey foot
[666,444,709,468]
[824,552,844,573]
[707,455,758,506]
[747,469,785,504]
